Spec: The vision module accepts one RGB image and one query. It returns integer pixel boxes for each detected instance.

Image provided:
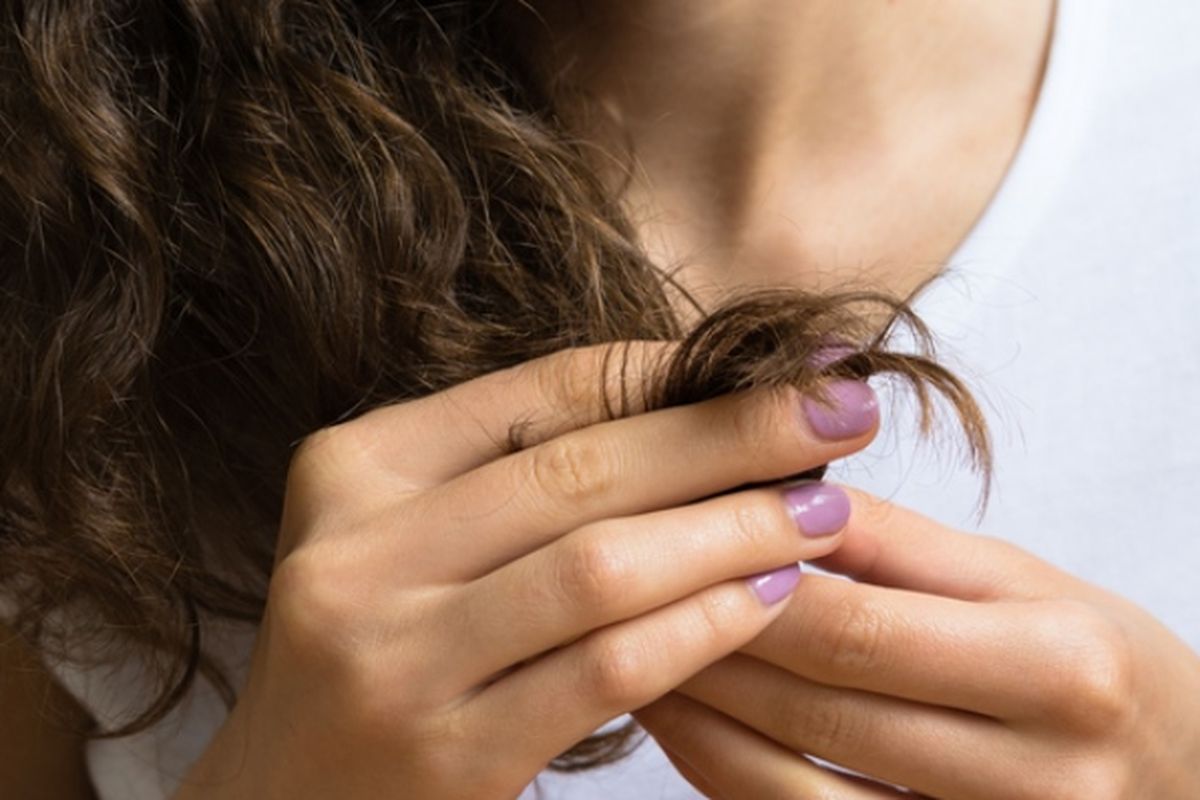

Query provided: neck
[518,0,1055,304]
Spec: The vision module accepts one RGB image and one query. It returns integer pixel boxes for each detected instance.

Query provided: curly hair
[0,0,988,771]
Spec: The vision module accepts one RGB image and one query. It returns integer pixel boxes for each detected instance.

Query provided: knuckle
[1069,655,1133,735]
[778,694,866,757]
[286,427,335,490]
[1039,602,1135,733]
[269,550,357,663]
[583,634,651,707]
[728,496,788,552]
[271,550,441,712]
[286,422,371,503]
[529,434,616,506]
[692,586,747,645]
[290,423,352,476]
[554,532,634,615]
[809,701,868,758]
[819,598,891,676]
[278,424,393,564]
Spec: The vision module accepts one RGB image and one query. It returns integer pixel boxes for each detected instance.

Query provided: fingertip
[801,379,880,439]
[746,562,802,607]
[781,480,852,538]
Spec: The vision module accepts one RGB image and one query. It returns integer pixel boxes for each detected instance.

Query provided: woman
[2,1,1198,798]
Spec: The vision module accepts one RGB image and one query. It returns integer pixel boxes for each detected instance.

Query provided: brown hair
[0,0,988,770]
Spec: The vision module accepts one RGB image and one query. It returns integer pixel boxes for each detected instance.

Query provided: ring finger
[443,481,850,687]
[677,653,1031,800]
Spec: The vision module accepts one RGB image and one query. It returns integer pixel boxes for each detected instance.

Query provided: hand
[637,490,1200,799]
[173,343,879,799]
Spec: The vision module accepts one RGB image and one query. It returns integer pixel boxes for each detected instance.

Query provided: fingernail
[782,482,850,537]
[810,343,858,371]
[801,380,878,440]
[747,563,802,606]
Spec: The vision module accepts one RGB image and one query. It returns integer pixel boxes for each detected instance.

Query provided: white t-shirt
[28,0,1200,796]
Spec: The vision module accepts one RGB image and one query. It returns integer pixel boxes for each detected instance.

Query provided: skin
[519,0,1056,312]
[7,2,1199,798]
[515,0,1200,796]
[637,496,1200,797]
[172,343,877,798]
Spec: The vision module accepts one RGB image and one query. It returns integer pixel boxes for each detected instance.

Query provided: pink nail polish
[747,563,802,606]
[782,482,850,537]
[810,343,858,371]
[801,380,878,440]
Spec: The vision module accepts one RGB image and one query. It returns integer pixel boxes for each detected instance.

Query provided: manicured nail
[747,563,802,606]
[782,482,850,537]
[801,380,878,440]
[810,343,858,371]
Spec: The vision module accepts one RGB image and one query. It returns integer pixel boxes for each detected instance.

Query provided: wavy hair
[0,0,988,771]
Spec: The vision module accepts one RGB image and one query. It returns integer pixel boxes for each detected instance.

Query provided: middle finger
[408,380,878,581]
[743,575,1078,720]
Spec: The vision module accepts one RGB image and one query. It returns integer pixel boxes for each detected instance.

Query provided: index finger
[333,341,675,489]
[741,574,1066,719]
[812,489,1062,601]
